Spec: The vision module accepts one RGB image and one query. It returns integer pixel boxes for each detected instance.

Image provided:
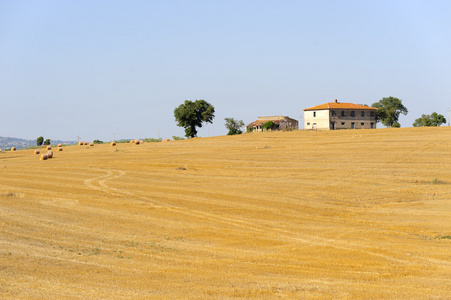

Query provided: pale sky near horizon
[1,0,450,141]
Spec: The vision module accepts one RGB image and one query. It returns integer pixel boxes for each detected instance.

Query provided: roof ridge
[304,101,377,111]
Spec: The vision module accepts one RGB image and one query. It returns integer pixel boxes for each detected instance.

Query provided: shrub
[172,136,185,140]
[262,121,275,131]
[143,138,163,143]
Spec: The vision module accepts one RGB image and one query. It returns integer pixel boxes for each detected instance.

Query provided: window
[307,122,310,125]
[341,122,345,125]
[371,123,374,129]
[351,111,355,117]
[370,111,374,117]
[351,122,355,129]
[361,123,364,126]
[313,112,316,117]
[331,111,336,116]
[361,111,365,117]
[341,111,345,117]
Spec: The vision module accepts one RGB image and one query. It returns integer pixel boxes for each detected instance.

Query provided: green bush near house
[262,121,275,131]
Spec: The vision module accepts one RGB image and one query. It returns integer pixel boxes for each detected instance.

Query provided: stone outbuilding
[246,116,299,132]
[304,99,377,130]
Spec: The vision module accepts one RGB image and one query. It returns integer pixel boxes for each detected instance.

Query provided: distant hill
[0,136,77,150]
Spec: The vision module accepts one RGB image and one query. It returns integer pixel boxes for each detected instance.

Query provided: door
[351,122,355,129]
[331,122,335,130]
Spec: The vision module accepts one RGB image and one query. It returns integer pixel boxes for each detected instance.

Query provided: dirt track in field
[1,127,450,298]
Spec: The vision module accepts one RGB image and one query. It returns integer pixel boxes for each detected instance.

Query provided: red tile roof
[304,101,377,111]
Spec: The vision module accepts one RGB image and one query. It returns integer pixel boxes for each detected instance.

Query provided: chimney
[334,99,338,103]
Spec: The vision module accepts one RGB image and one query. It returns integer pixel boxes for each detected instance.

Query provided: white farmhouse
[304,99,377,130]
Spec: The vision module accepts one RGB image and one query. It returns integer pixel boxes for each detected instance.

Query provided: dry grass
[0,127,450,298]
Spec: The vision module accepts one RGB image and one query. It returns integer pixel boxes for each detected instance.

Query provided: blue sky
[1,0,450,141]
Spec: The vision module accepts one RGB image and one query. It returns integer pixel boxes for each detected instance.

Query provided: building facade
[304,99,377,130]
[246,116,299,132]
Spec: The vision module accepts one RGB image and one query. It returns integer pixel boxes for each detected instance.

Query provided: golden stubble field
[0,127,450,299]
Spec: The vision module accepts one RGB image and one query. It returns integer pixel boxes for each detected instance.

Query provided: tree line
[174,97,447,138]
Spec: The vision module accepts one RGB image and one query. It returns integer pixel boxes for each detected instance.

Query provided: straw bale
[47,151,53,158]
[83,142,88,145]
[89,142,94,146]
[34,150,40,154]
[110,141,116,146]
[46,146,51,150]
[57,144,62,147]
[130,140,134,143]
[57,147,63,151]
[78,142,83,146]
[11,147,16,151]
[40,154,48,160]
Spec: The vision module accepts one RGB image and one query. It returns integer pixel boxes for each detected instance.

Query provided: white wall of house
[304,110,330,130]
[304,109,377,130]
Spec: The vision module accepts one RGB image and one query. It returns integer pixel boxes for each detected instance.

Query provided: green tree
[371,96,408,127]
[36,136,44,146]
[413,112,446,127]
[93,139,104,144]
[44,139,51,145]
[224,118,244,135]
[174,100,215,138]
[262,121,275,131]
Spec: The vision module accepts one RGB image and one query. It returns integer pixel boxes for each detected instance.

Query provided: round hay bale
[57,147,63,151]
[110,141,116,146]
[57,143,62,147]
[46,145,52,150]
[40,154,48,160]
[130,140,134,143]
[78,141,83,146]
[164,138,170,142]
[34,150,40,154]
[89,142,94,146]
[11,147,16,151]
[134,139,140,144]
[83,142,88,145]
[47,151,53,158]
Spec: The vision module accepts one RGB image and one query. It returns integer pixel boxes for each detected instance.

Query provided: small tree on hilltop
[36,136,44,146]
[413,112,446,127]
[44,139,51,145]
[225,118,244,135]
[371,96,408,127]
[174,100,215,138]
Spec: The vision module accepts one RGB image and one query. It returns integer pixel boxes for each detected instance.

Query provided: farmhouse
[304,99,377,130]
[246,116,299,132]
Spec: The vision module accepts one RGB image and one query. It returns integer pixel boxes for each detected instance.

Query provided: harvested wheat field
[1,127,450,298]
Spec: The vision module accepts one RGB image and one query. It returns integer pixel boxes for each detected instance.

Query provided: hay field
[1,128,450,298]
